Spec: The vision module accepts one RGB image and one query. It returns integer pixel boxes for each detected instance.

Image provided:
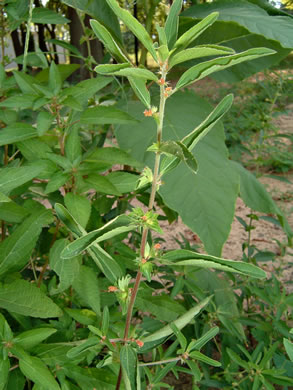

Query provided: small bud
[158,77,165,85]
[154,243,161,250]
[141,258,147,264]
[143,109,153,117]
[136,339,144,348]
[108,286,118,292]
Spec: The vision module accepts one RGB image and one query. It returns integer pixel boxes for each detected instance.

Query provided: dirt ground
[159,101,293,290]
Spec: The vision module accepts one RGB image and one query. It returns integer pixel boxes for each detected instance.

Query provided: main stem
[23,0,33,73]
[116,68,168,390]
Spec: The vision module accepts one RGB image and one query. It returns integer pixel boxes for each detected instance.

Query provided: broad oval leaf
[90,19,130,63]
[169,45,235,68]
[31,7,69,24]
[176,47,275,89]
[105,0,158,61]
[0,280,62,318]
[120,345,137,390]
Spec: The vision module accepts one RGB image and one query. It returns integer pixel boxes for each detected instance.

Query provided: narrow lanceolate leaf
[94,63,131,75]
[173,12,219,53]
[0,279,62,318]
[0,209,53,278]
[169,45,235,68]
[90,19,130,63]
[61,215,133,258]
[120,345,137,390]
[128,77,151,108]
[72,266,101,316]
[160,94,233,176]
[0,359,9,390]
[0,165,43,195]
[165,0,183,49]
[162,249,266,279]
[284,338,293,362]
[13,328,57,351]
[105,0,158,61]
[19,355,61,390]
[54,204,122,283]
[187,327,219,352]
[143,296,212,342]
[0,123,38,146]
[189,350,221,367]
[81,106,138,125]
[176,47,275,89]
[95,64,158,81]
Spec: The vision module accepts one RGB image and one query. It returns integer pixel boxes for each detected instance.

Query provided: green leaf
[84,174,122,196]
[32,7,69,24]
[163,249,266,278]
[116,91,238,255]
[173,12,219,53]
[63,0,122,42]
[120,345,137,390]
[35,64,80,84]
[54,204,122,283]
[106,0,158,61]
[64,193,91,229]
[37,111,54,136]
[96,66,158,81]
[49,62,62,95]
[182,1,293,49]
[81,106,138,125]
[128,77,151,108]
[46,38,82,57]
[189,350,221,367]
[284,338,293,362]
[107,172,138,194]
[0,280,62,318]
[0,165,43,195]
[176,47,275,89]
[0,201,29,223]
[0,94,36,109]
[6,368,25,390]
[45,172,70,194]
[143,296,212,343]
[19,355,61,390]
[94,63,131,74]
[187,327,219,352]
[165,0,183,49]
[61,215,133,259]
[0,209,53,278]
[72,265,101,316]
[65,127,82,163]
[90,19,129,63]
[0,110,17,125]
[62,365,117,389]
[65,308,96,326]
[13,71,39,94]
[13,328,57,351]
[85,147,143,169]
[169,45,235,68]
[66,337,100,359]
[0,358,9,390]
[49,239,80,294]
[0,123,38,146]
[0,192,11,203]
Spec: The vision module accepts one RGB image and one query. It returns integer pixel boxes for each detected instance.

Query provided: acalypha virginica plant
[54,0,274,388]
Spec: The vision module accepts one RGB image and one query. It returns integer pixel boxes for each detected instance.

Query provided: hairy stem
[116,67,168,390]
[23,0,34,73]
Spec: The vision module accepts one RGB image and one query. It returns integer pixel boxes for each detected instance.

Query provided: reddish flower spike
[143,109,153,117]
[136,339,144,348]
[108,285,118,292]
